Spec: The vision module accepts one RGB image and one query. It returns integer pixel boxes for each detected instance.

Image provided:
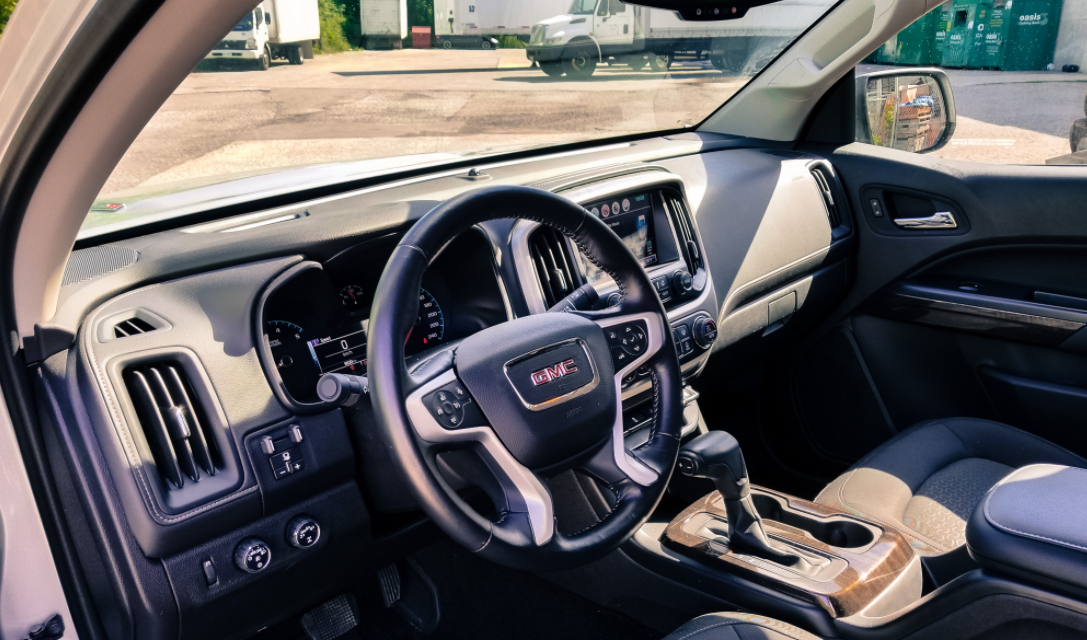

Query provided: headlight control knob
[234,538,271,573]
[672,270,694,296]
[286,515,321,549]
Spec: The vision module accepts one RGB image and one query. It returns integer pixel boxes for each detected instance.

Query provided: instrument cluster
[261,230,508,406]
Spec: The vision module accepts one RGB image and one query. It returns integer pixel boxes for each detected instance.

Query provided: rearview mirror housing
[855,69,957,154]
[619,0,784,21]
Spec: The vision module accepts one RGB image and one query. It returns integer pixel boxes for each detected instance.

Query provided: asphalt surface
[100,50,1087,196]
[102,49,745,194]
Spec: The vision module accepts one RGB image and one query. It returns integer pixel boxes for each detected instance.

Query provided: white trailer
[526,0,834,78]
[206,0,318,70]
[360,0,408,50]
[432,0,569,48]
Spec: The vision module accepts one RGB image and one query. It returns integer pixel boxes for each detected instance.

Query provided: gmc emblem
[531,359,578,386]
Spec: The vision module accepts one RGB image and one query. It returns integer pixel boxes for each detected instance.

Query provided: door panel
[785,142,1087,467]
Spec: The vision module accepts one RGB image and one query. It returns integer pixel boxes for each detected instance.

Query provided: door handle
[893,211,957,229]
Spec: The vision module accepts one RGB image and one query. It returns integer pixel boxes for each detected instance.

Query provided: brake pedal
[300,593,359,640]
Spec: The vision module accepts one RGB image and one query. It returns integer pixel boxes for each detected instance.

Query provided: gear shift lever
[677,431,803,565]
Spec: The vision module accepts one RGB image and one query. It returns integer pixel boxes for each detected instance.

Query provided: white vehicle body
[205,0,318,67]
[434,0,570,37]
[526,0,835,76]
[360,0,408,49]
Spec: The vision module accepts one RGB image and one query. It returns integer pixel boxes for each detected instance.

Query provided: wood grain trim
[662,488,915,618]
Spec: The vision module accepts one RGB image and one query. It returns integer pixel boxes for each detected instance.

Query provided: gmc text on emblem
[531,359,578,386]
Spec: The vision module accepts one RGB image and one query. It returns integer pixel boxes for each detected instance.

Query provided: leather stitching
[984,465,1087,553]
[633,366,669,453]
[569,231,626,301]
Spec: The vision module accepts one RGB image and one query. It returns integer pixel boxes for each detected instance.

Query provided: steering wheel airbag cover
[456,312,616,469]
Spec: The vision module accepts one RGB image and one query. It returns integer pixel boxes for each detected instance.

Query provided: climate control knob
[234,538,271,573]
[286,516,321,549]
[692,315,718,350]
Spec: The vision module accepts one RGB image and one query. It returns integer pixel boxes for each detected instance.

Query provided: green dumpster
[1001,0,1063,71]
[873,5,940,66]
[967,3,993,68]
[977,1,1010,68]
[943,2,981,67]
[931,4,953,66]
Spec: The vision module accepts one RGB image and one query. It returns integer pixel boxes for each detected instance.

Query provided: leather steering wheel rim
[367,185,684,571]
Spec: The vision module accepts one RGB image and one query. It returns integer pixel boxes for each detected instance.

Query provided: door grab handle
[893,211,957,229]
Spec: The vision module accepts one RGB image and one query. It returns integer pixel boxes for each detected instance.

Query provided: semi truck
[206,0,319,70]
[432,0,569,49]
[360,0,408,50]
[525,0,835,78]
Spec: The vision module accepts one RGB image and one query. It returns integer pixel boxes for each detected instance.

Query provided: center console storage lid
[967,464,1087,592]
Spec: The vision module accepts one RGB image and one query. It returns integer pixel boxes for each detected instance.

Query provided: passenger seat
[814,418,1087,555]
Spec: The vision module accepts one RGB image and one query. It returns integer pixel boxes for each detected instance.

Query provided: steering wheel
[367,186,684,571]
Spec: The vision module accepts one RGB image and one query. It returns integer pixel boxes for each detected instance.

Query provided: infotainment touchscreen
[580,192,657,283]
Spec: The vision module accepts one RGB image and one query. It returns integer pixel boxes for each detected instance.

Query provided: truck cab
[206,7,272,70]
[528,0,646,78]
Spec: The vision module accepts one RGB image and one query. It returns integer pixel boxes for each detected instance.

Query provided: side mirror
[856,69,956,154]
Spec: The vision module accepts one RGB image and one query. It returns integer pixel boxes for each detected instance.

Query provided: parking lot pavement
[100,53,1087,196]
[102,49,745,194]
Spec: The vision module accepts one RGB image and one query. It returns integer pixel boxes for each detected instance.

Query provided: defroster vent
[124,362,222,490]
[529,226,580,308]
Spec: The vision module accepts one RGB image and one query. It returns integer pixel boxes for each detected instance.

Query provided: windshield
[569,0,597,16]
[233,13,254,31]
[84,0,838,236]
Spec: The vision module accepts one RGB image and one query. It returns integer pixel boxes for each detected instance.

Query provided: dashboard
[37,138,855,640]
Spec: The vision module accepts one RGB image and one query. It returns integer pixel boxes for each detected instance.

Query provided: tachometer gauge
[266,320,321,402]
[405,288,445,355]
[265,320,307,370]
[339,284,365,310]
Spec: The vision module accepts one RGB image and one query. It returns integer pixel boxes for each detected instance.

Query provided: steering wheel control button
[234,538,271,573]
[286,516,321,549]
[673,270,694,296]
[605,320,649,370]
[423,380,483,428]
[693,315,718,349]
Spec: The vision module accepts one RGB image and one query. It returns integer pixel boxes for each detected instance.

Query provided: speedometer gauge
[405,288,445,355]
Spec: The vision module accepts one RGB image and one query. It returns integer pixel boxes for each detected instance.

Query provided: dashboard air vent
[665,193,703,276]
[114,317,156,338]
[123,362,221,490]
[809,162,846,230]
[529,226,579,307]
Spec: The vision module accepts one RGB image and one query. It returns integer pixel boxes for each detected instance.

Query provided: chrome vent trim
[664,192,702,276]
[808,161,846,230]
[123,362,221,490]
[528,226,579,308]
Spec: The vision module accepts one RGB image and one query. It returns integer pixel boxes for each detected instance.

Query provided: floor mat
[351,537,661,640]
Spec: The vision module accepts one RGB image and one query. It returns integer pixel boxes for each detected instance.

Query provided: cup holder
[750,493,875,549]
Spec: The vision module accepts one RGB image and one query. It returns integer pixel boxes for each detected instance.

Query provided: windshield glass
[569,0,597,16]
[84,0,837,236]
[233,13,254,31]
